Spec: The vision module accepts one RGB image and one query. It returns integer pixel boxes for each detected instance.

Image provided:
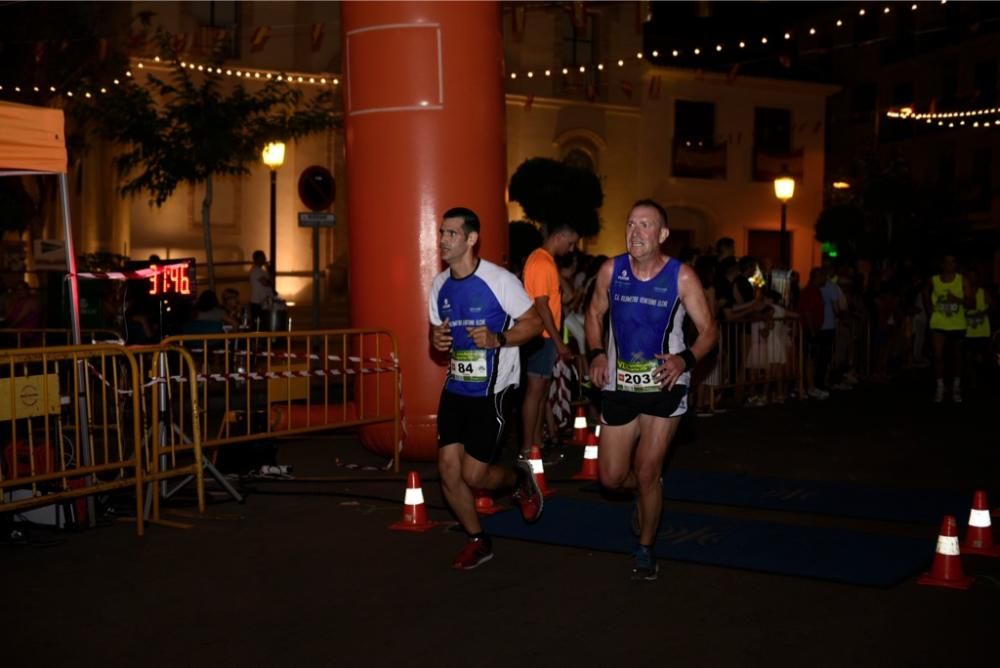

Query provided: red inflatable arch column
[342,2,508,460]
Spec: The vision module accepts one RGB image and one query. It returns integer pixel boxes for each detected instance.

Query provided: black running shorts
[600,385,688,426]
[437,386,513,464]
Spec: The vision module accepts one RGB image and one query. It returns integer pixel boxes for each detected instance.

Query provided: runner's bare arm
[584,258,614,387]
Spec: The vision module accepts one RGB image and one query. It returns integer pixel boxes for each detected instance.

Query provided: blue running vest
[605,255,690,392]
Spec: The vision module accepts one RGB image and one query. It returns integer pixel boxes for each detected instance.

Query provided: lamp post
[773,172,795,268]
[261,141,286,284]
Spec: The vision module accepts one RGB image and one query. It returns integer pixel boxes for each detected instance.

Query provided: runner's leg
[598,419,641,491]
[439,443,481,534]
[633,415,681,546]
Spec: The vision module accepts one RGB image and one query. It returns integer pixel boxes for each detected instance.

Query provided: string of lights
[504,1,951,81]
[134,56,339,87]
[887,106,1000,121]
[0,0,965,102]
[0,56,339,102]
[885,104,1000,130]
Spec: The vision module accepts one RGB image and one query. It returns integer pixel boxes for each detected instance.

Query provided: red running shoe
[452,537,494,570]
[512,459,544,523]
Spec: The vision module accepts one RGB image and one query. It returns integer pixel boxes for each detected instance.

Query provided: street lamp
[773,171,795,268]
[261,141,286,284]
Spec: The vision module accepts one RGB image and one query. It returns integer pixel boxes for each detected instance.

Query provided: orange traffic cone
[388,471,440,532]
[962,490,1000,557]
[529,445,556,496]
[918,515,974,590]
[571,406,588,445]
[474,488,505,516]
[572,430,599,481]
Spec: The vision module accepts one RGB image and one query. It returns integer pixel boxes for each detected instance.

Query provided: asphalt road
[3,377,998,667]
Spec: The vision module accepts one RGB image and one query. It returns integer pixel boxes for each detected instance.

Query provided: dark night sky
[643,1,1000,83]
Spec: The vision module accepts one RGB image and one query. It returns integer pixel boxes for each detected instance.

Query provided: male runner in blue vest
[585,200,719,580]
[430,207,545,570]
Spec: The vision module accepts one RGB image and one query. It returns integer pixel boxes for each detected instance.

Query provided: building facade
[72,1,836,306]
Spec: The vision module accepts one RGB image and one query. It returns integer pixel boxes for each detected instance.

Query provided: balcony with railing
[672,139,728,180]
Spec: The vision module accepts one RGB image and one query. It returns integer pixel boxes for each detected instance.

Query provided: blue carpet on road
[482,497,932,587]
[580,470,976,524]
[659,470,976,525]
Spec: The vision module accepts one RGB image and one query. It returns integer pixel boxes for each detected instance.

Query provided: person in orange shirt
[521,222,579,454]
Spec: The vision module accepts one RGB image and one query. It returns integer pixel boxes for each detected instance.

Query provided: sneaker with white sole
[452,537,493,570]
[512,459,543,523]
[631,545,659,581]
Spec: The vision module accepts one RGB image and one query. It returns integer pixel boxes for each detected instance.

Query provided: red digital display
[148,263,192,296]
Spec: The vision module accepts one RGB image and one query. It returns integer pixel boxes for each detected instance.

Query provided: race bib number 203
[616,359,660,393]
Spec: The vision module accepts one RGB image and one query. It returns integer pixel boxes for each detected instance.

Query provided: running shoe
[933,384,944,403]
[952,387,963,404]
[512,459,544,523]
[452,537,494,570]
[631,546,659,581]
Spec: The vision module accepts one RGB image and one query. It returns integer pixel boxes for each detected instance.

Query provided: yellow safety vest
[929,274,966,331]
[966,288,991,339]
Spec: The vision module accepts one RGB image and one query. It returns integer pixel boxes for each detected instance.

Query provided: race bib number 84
[616,359,659,393]
[451,350,488,382]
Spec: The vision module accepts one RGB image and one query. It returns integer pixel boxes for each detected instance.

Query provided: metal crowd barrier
[129,345,207,525]
[696,317,805,410]
[835,315,871,380]
[0,342,206,535]
[161,328,401,473]
[0,344,146,534]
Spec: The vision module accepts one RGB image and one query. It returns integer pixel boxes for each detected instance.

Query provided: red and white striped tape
[77,262,189,281]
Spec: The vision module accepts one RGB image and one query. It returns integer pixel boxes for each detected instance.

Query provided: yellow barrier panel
[129,345,207,524]
[161,329,401,472]
[0,344,145,535]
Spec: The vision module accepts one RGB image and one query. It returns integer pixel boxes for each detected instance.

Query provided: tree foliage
[79,26,340,289]
[508,220,543,277]
[508,157,603,238]
[86,31,339,205]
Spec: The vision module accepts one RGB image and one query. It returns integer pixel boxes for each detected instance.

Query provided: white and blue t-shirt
[604,254,689,392]
[429,259,534,397]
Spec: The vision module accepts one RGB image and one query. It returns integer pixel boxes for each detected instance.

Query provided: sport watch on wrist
[496,331,507,347]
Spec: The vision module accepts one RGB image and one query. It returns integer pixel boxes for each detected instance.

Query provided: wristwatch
[496,331,507,347]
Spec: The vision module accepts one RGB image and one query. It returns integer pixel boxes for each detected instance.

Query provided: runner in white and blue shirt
[585,200,719,582]
[429,207,545,571]
[429,259,530,398]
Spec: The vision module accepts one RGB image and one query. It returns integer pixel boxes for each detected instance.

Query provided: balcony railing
[753,147,804,182]
[672,139,728,180]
